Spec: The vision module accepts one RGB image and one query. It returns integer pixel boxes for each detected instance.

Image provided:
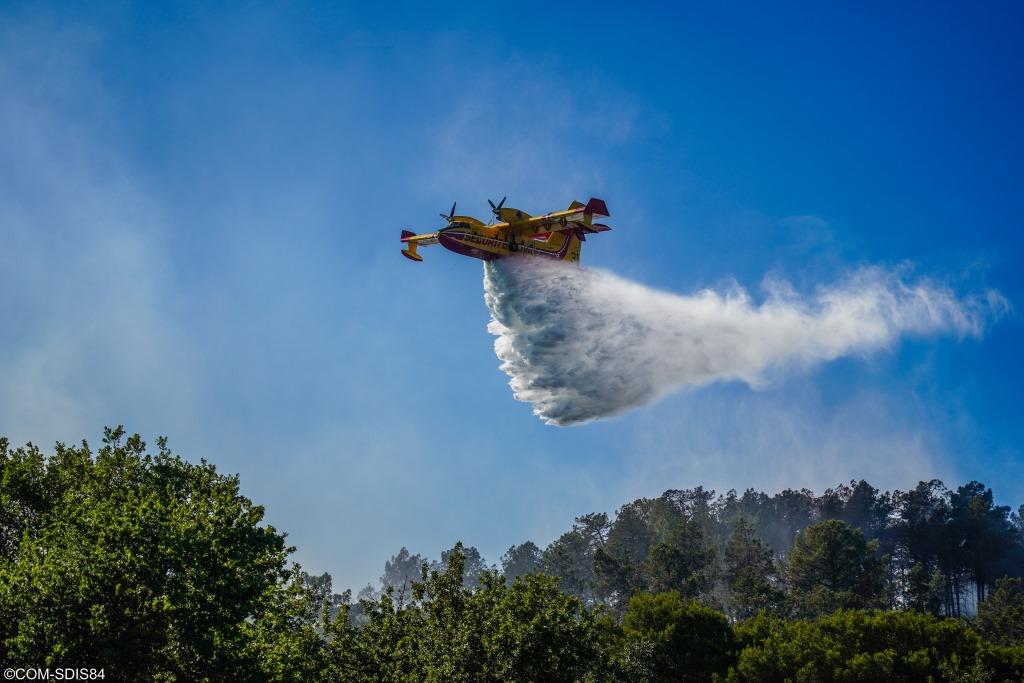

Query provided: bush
[621,591,736,682]
[727,610,1024,682]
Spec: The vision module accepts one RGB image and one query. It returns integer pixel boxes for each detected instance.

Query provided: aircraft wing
[509,198,612,239]
[508,218,571,239]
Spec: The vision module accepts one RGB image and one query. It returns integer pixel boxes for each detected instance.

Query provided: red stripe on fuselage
[439,230,572,261]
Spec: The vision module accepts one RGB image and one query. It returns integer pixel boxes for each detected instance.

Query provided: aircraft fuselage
[437,223,580,263]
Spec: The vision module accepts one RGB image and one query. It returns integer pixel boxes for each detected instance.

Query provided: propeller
[488,196,507,220]
[439,201,457,222]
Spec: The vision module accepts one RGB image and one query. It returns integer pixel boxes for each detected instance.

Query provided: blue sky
[1,2,1021,590]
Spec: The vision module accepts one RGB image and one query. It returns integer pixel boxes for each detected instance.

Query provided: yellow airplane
[400,197,611,264]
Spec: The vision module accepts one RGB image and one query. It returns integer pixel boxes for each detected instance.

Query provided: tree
[328,543,609,682]
[542,512,611,605]
[727,610,1023,682]
[7,429,1024,681]
[975,577,1024,646]
[593,546,641,611]
[247,568,329,682]
[1013,505,1024,546]
[594,501,653,609]
[501,541,542,582]
[644,518,715,598]
[892,480,951,613]
[819,480,892,542]
[0,428,313,679]
[437,544,488,590]
[762,488,817,554]
[786,520,887,617]
[575,512,611,549]
[662,487,718,544]
[480,572,607,682]
[606,500,655,567]
[724,518,783,619]
[542,528,597,603]
[0,438,47,562]
[645,541,704,597]
[381,547,427,598]
[904,562,945,615]
[947,482,1018,606]
[301,570,350,620]
[621,591,736,681]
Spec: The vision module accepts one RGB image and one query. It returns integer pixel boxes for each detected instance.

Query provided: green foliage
[543,527,598,604]
[380,547,427,595]
[644,520,714,597]
[245,569,328,682]
[0,428,304,679]
[621,591,736,682]
[905,561,946,615]
[324,544,607,682]
[594,545,643,614]
[975,577,1024,646]
[948,483,1019,605]
[3,430,1024,681]
[786,520,887,617]
[892,480,1022,617]
[481,572,604,682]
[436,543,489,590]
[724,518,783,619]
[727,610,1024,683]
[592,493,717,613]
[818,480,892,542]
[501,541,542,582]
[522,478,1022,623]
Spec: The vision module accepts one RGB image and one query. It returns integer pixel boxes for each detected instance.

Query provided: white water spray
[484,258,1004,426]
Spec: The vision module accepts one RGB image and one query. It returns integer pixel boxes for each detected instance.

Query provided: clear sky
[2,2,1021,591]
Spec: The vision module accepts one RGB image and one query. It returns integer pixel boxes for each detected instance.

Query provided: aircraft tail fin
[585,197,609,217]
[400,229,423,261]
[568,200,586,210]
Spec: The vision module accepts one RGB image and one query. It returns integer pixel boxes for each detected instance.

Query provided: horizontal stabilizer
[401,248,423,262]
[585,198,609,217]
[561,221,612,234]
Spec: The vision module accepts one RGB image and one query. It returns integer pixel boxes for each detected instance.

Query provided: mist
[484,257,1005,426]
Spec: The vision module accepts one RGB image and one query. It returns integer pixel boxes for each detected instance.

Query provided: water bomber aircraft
[400,197,611,264]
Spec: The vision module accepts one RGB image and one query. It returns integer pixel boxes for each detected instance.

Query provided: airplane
[400,197,610,264]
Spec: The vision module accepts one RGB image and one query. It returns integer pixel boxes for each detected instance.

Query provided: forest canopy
[1,429,1022,681]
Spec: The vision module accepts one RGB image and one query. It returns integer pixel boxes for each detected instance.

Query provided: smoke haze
[484,258,1005,426]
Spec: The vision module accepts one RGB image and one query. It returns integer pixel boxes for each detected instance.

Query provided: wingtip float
[400,198,611,264]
